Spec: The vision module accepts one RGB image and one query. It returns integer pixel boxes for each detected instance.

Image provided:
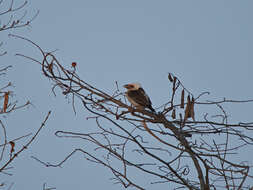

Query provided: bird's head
[123,83,141,91]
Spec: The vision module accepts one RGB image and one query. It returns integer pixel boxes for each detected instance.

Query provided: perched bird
[123,83,155,112]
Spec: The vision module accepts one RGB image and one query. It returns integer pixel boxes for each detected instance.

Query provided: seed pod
[172,109,176,119]
[72,62,77,67]
[184,95,191,120]
[173,76,177,91]
[3,91,9,113]
[168,73,173,82]
[48,63,53,73]
[190,97,195,121]
[180,89,185,108]
[10,141,15,153]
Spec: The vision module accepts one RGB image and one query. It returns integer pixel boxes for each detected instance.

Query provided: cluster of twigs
[0,0,38,56]
[12,34,253,189]
[0,0,38,32]
[0,65,51,189]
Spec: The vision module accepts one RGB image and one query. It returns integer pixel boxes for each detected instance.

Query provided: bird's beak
[123,84,131,89]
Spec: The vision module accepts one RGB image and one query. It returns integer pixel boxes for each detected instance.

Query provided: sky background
[1,0,253,189]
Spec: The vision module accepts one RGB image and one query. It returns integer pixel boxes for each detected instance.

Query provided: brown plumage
[123,83,155,112]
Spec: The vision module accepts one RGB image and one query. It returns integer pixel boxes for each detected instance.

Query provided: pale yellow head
[123,83,141,91]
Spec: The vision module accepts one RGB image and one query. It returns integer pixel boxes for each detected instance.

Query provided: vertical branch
[0,120,7,161]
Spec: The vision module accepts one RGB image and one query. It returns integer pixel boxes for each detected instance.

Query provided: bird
[123,83,155,112]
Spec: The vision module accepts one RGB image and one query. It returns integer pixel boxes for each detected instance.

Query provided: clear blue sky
[1,0,253,189]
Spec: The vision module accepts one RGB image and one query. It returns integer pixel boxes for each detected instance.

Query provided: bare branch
[14,36,253,189]
[0,111,51,173]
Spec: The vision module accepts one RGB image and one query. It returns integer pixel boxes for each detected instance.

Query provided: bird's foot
[128,107,135,114]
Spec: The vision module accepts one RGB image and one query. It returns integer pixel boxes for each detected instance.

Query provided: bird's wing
[127,88,152,107]
[139,88,153,106]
